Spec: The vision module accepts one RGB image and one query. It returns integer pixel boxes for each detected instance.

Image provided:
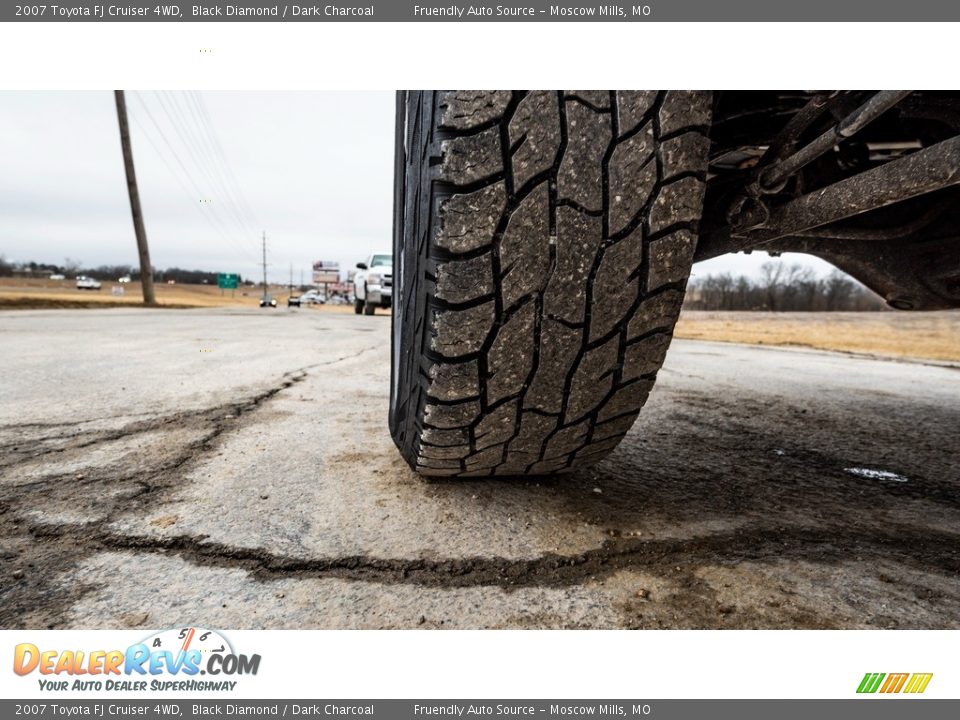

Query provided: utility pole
[289,262,293,295]
[261,231,268,302]
[114,90,156,306]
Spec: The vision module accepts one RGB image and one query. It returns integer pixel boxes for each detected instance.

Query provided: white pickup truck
[353,253,393,315]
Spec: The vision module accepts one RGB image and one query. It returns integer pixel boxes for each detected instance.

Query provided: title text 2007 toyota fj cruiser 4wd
[389,91,960,478]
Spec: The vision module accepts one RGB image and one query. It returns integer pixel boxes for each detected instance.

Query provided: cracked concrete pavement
[2,307,959,629]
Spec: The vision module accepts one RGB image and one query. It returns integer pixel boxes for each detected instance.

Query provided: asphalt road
[2,308,959,629]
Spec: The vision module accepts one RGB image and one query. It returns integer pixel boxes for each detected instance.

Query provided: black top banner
[3,1,959,22]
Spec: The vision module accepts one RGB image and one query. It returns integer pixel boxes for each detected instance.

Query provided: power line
[129,110,252,263]
[184,91,263,237]
[127,90,271,279]
[156,91,262,258]
[137,91,259,263]
[161,91,260,251]
[190,92,263,231]
[129,92,260,266]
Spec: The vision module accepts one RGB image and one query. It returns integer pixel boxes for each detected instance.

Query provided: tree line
[0,256,245,286]
[685,262,886,312]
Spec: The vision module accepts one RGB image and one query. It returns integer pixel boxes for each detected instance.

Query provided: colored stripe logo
[857,672,933,694]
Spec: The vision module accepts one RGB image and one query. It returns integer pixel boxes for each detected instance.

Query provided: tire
[354,297,364,314]
[390,91,712,477]
[363,299,377,315]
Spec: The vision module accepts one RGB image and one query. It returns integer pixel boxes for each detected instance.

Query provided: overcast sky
[0,91,833,282]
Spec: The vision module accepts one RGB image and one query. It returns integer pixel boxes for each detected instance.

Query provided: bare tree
[822,270,857,311]
[62,257,82,277]
[759,261,784,310]
[684,263,883,312]
[780,264,815,310]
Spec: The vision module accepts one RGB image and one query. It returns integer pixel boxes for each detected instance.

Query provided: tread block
[419,443,472,460]
[418,466,461,477]
[487,301,536,405]
[544,419,590,460]
[617,91,659,136]
[465,444,505,468]
[660,131,711,181]
[544,206,602,325]
[624,333,672,381]
[529,457,570,474]
[421,427,469,447]
[508,412,559,455]
[418,456,463,470]
[438,127,503,185]
[495,453,540,475]
[475,400,519,451]
[500,183,551,309]
[592,414,639,441]
[435,253,494,304]
[646,229,697,291]
[424,399,480,429]
[658,91,712,136]
[557,100,611,211]
[427,359,480,402]
[590,231,643,341]
[430,300,495,357]
[523,318,582,414]
[565,334,619,423]
[628,289,685,339]
[435,183,507,253]
[649,177,706,235]
[439,91,512,130]
[609,124,657,235]
[597,379,654,423]
[509,91,562,191]
[566,91,611,109]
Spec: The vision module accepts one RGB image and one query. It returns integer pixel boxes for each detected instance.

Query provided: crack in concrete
[1,349,380,628]
[23,519,960,593]
[0,347,378,471]
[3,342,959,629]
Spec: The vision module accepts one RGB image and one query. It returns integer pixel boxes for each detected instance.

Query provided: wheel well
[695,91,960,310]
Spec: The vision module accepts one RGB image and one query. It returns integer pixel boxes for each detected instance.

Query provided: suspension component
[757,90,913,191]
[698,134,960,259]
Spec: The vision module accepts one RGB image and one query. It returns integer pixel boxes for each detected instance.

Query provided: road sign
[218,273,239,289]
[312,260,340,285]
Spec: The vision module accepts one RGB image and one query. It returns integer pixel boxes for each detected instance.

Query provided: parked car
[75,276,101,290]
[118,275,131,283]
[353,254,392,315]
[288,290,323,307]
[49,274,65,281]
[390,90,960,479]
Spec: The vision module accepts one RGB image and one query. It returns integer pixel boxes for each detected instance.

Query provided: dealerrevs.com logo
[857,673,933,694]
[13,627,260,693]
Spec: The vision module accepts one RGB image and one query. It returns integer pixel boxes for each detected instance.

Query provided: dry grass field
[0,277,350,310]
[675,310,960,363]
[3,279,958,362]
